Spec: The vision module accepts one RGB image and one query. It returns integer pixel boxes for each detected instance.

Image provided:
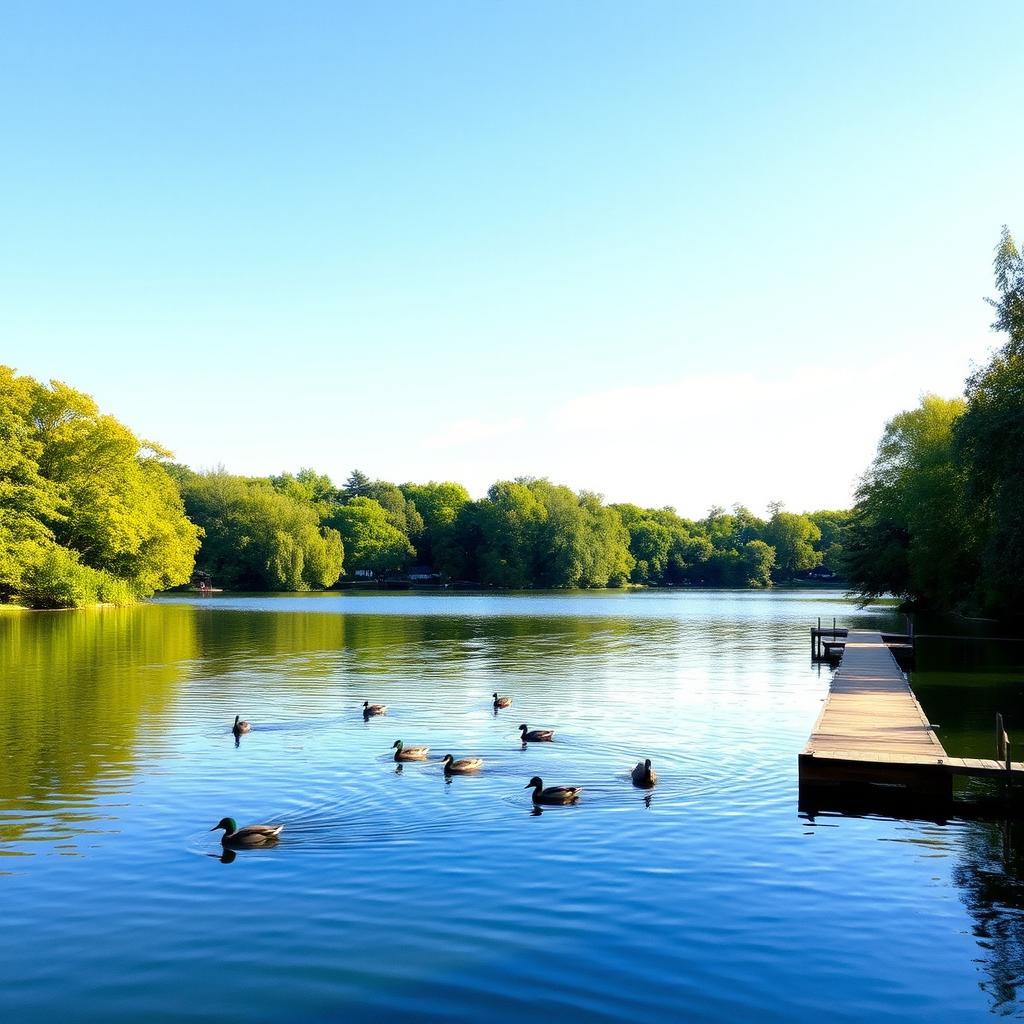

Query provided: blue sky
[3,2,1022,517]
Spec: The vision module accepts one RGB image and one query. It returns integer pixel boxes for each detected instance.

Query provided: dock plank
[800,628,1023,792]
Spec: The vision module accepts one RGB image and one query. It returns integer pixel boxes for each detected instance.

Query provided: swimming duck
[525,776,582,805]
[631,758,657,788]
[363,701,387,719]
[210,817,283,847]
[493,692,513,709]
[519,723,554,742]
[232,715,251,735]
[441,754,484,774]
[392,739,429,762]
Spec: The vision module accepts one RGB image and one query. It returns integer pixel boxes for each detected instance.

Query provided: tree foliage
[845,226,1024,615]
[327,496,414,577]
[0,367,201,607]
[180,470,342,590]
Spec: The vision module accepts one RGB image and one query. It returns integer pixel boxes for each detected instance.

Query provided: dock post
[997,713,1006,760]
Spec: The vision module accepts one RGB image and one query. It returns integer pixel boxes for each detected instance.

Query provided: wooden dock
[799,629,1023,801]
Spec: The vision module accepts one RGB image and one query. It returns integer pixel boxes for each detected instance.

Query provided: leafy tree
[0,368,200,607]
[400,481,470,569]
[952,227,1024,613]
[327,497,414,578]
[763,510,822,580]
[527,481,632,588]
[472,481,548,587]
[846,394,972,607]
[181,472,342,590]
[808,510,853,574]
[743,539,776,587]
[270,468,338,520]
[364,480,424,541]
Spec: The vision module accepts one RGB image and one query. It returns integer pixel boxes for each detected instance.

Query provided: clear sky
[3,1,1022,518]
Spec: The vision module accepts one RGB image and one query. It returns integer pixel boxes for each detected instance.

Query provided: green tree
[0,368,201,607]
[808,509,853,574]
[270,468,339,520]
[182,472,342,590]
[328,496,415,578]
[953,227,1024,613]
[400,481,471,570]
[342,469,373,501]
[472,481,547,587]
[763,509,822,581]
[365,480,424,542]
[846,394,972,607]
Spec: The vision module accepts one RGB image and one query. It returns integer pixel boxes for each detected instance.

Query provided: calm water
[2,589,1023,1022]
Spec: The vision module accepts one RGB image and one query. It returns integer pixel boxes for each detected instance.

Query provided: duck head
[210,817,237,834]
[392,740,403,750]
[441,754,453,765]
[518,724,528,733]
[524,776,543,790]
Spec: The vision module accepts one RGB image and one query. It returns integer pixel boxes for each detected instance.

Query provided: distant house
[807,567,837,581]
[354,569,375,579]
[407,566,441,583]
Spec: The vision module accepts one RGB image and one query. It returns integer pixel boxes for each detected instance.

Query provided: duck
[525,776,582,805]
[441,754,484,775]
[210,817,283,847]
[392,739,429,762]
[631,758,657,788]
[519,723,554,742]
[492,692,513,709]
[363,701,387,719]
[232,715,251,736]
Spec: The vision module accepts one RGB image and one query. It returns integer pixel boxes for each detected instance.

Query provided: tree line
[845,226,1024,617]
[171,466,849,594]
[0,368,849,607]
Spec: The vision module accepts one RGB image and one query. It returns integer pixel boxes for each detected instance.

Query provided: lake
[2,589,1023,1022]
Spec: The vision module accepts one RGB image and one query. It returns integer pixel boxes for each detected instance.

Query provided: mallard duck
[392,739,429,762]
[631,758,657,788]
[492,692,512,709]
[441,754,484,774]
[232,715,251,735]
[210,817,283,847]
[519,723,554,742]
[525,776,581,805]
[363,701,387,718]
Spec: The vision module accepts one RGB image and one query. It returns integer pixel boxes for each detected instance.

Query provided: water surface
[2,590,1022,1022]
